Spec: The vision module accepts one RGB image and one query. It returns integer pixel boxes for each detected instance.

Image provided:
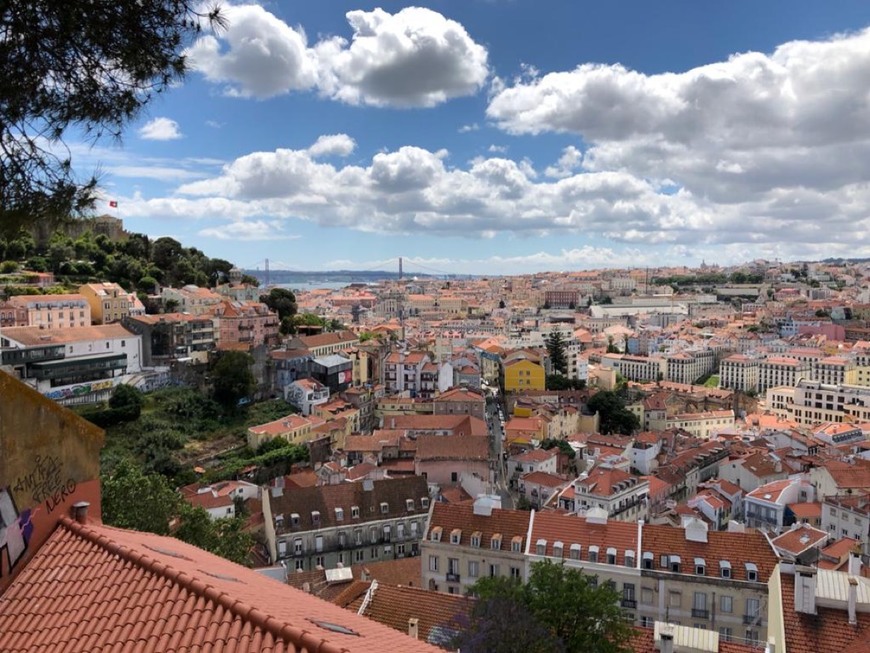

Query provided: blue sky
[77,1,870,275]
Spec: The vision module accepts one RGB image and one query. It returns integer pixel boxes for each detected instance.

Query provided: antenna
[399,256,403,280]
[265,258,270,287]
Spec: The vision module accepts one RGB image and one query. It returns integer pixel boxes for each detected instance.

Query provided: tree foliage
[0,1,224,234]
[458,561,632,653]
[101,460,253,565]
[210,350,256,410]
[260,288,297,321]
[545,330,568,376]
[586,390,640,435]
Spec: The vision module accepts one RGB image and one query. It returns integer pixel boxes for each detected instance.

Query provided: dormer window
[625,550,635,568]
[430,526,443,542]
[291,513,300,529]
[451,528,462,544]
[643,552,654,570]
[570,543,582,560]
[588,545,599,563]
[421,497,430,509]
[380,502,389,514]
[275,513,284,528]
[695,558,706,576]
[720,560,732,579]
[606,547,617,565]
[311,510,321,526]
[351,505,360,519]
[745,562,758,582]
[491,534,502,550]
[406,499,415,511]
[660,554,669,569]
[511,536,523,553]
[536,539,547,556]
[669,555,681,573]
[471,531,482,548]
[553,541,564,558]
[335,507,344,521]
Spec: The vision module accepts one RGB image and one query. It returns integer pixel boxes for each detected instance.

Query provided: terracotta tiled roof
[1,323,134,345]
[628,626,757,653]
[287,557,423,601]
[415,435,489,462]
[270,476,429,533]
[779,571,870,653]
[771,524,829,556]
[530,511,637,564]
[520,471,569,488]
[642,523,778,583]
[511,448,557,464]
[0,516,441,653]
[428,502,531,549]
[343,583,472,649]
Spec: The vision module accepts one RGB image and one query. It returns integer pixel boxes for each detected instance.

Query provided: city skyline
[72,1,870,274]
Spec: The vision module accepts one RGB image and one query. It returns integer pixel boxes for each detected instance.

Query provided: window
[429,556,439,572]
[553,541,564,558]
[695,557,706,576]
[491,536,502,550]
[536,539,547,556]
[692,592,707,618]
[451,529,462,544]
[411,521,418,537]
[383,525,392,542]
[720,595,733,613]
[511,537,523,553]
[448,558,460,575]
[397,523,405,540]
[745,562,758,582]
[719,627,733,642]
[295,559,305,571]
[642,552,654,570]
[451,472,458,483]
[471,532,482,548]
[745,630,759,645]
[745,598,760,623]
[468,560,479,578]
[311,511,321,527]
[669,591,681,608]
[291,513,300,529]
[641,588,654,605]
[489,564,500,577]
[293,538,303,555]
[315,555,324,568]
[640,616,653,628]
[669,555,681,573]
[354,529,362,546]
[430,527,442,542]
[720,560,732,579]
[510,566,521,579]
[371,547,379,559]
[406,499,415,511]
[370,527,378,544]
[623,583,635,602]
[335,507,344,521]
[625,551,635,568]
[421,497,430,509]
[380,502,389,514]
[354,550,364,563]
[570,544,581,560]
[352,506,360,519]
[606,547,617,565]
[588,545,599,563]
[315,535,323,553]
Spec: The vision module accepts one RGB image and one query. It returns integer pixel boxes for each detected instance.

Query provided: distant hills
[242,269,441,286]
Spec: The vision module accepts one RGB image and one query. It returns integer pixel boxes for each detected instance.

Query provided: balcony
[446,572,461,583]
[621,599,637,609]
[743,614,761,625]
[691,608,710,619]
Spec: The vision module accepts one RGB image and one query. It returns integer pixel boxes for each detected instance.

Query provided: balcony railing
[691,608,710,619]
[446,572,461,582]
[621,599,637,609]
[743,614,761,625]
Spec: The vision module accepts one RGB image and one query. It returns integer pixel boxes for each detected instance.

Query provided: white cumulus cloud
[186,5,489,107]
[138,117,182,141]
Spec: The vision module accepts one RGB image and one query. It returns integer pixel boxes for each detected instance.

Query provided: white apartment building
[813,356,858,386]
[666,350,716,385]
[789,380,870,425]
[757,357,811,393]
[719,354,759,392]
[600,353,666,383]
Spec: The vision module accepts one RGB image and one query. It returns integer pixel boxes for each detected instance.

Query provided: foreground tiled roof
[0,516,441,653]
[342,583,473,649]
[779,571,870,653]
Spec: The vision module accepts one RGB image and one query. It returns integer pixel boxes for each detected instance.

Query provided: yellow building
[247,413,326,449]
[504,356,545,392]
[79,282,130,324]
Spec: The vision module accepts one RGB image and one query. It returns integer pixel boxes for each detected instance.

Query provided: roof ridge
[58,516,352,653]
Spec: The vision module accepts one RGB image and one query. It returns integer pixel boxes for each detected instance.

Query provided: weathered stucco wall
[0,371,104,591]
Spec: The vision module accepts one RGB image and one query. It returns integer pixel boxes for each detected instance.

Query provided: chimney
[848,577,858,626]
[848,545,862,576]
[408,617,419,640]
[72,501,90,524]
[656,623,675,653]
[794,566,817,615]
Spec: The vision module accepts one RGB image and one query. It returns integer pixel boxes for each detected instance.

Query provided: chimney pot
[72,501,90,524]
[849,577,858,626]
[408,617,419,640]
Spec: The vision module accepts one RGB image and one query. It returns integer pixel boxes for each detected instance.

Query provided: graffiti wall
[43,378,116,402]
[0,371,104,591]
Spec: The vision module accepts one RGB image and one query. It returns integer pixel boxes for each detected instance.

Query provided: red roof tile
[0,516,441,652]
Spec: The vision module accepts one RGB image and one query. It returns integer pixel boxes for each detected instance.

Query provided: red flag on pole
[109,200,118,208]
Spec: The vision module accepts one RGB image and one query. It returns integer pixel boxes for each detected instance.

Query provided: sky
[74,1,870,276]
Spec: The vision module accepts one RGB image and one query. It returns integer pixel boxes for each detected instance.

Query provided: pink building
[213,300,279,350]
